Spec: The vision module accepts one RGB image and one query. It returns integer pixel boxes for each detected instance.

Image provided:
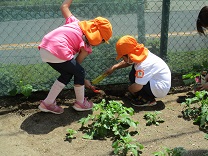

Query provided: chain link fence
[0,0,208,96]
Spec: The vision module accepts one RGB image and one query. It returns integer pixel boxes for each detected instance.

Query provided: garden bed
[0,82,207,156]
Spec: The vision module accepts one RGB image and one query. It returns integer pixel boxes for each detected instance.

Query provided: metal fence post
[137,0,145,44]
[160,0,170,59]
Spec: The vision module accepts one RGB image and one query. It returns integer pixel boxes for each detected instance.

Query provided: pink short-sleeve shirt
[38,15,92,61]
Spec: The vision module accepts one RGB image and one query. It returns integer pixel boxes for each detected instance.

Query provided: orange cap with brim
[78,17,112,46]
[116,35,148,63]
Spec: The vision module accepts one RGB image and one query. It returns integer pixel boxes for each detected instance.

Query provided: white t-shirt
[134,51,171,98]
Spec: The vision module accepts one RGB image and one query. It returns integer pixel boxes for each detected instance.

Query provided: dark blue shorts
[47,58,85,85]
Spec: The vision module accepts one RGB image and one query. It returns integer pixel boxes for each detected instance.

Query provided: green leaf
[182,73,193,79]
[206,114,208,121]
[199,115,206,128]
[77,99,143,154]
[129,121,138,128]
[172,147,187,156]
[82,131,94,140]
[78,115,91,126]
[153,151,166,156]
[138,143,144,150]
[21,84,33,97]
[205,133,208,140]
[130,148,138,156]
[112,140,119,148]
[8,87,17,96]
[66,129,77,139]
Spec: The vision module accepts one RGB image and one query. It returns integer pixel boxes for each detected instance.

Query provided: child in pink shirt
[38,0,112,114]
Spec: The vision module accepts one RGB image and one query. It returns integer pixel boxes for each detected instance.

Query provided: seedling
[181,90,208,139]
[182,72,200,86]
[66,128,77,139]
[182,63,208,90]
[8,80,33,98]
[112,133,144,156]
[78,99,143,155]
[153,147,187,156]
[143,111,164,126]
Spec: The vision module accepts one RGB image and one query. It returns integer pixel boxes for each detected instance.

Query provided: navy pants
[48,58,85,85]
[129,65,155,99]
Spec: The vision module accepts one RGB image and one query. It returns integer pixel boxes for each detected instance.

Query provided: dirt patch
[0,83,207,156]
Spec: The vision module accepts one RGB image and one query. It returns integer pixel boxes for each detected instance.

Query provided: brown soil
[0,83,207,156]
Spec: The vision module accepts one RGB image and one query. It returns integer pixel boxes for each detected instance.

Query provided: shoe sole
[72,105,92,111]
[38,105,63,114]
[131,101,157,107]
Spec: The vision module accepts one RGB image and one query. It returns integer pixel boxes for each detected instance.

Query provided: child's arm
[104,60,131,75]
[60,0,73,19]
[75,47,89,64]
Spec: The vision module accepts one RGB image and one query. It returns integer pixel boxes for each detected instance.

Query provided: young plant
[182,72,200,86]
[181,90,208,137]
[153,147,187,156]
[143,111,164,126]
[66,128,77,139]
[182,62,208,86]
[8,80,33,98]
[112,133,143,156]
[78,99,143,155]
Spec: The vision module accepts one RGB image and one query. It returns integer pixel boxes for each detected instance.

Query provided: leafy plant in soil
[181,90,208,138]
[78,99,144,156]
[153,146,187,156]
[66,128,77,139]
[8,80,33,98]
[182,62,208,84]
[143,111,164,126]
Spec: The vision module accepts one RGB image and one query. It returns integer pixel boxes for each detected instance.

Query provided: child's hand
[104,68,115,76]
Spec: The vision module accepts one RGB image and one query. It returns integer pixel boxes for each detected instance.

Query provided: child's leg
[47,59,93,111]
[45,61,73,103]
[38,80,65,114]
[39,61,74,114]
[135,82,155,100]
[44,80,65,104]
[129,82,156,107]
[73,84,93,111]
[74,85,85,103]
[73,83,93,111]
[72,62,93,111]
[128,65,155,99]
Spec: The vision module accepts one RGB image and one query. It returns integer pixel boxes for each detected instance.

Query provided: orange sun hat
[116,35,148,63]
[78,17,113,46]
